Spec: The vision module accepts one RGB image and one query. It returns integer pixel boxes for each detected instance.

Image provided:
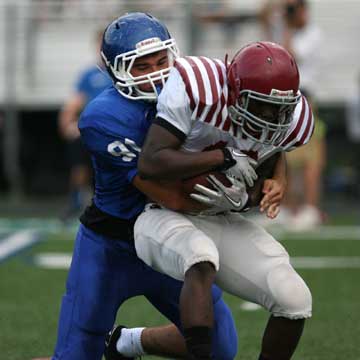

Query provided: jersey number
[107,139,141,162]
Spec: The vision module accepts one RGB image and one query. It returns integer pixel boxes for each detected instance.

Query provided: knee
[53,323,106,359]
[185,261,216,286]
[267,264,312,319]
[212,298,238,360]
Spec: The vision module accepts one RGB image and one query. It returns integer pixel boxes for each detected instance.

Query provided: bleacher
[1,0,359,107]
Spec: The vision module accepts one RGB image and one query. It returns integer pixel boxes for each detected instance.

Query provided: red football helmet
[227,41,301,146]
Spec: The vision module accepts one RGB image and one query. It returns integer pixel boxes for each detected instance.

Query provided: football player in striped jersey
[136,42,313,360]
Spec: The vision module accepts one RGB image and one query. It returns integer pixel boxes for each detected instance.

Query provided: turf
[1,229,360,359]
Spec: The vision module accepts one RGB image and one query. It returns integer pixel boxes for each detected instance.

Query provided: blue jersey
[79,86,156,219]
[76,65,112,103]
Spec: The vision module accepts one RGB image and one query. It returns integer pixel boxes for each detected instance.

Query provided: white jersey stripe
[202,57,223,102]
[213,59,226,87]
[298,99,314,145]
[186,56,207,119]
[281,96,307,148]
[208,95,224,127]
[283,96,314,149]
[290,97,309,147]
[201,57,225,126]
[176,56,230,128]
[198,104,212,123]
[192,57,213,105]
[294,97,313,146]
[219,101,229,130]
[191,57,215,124]
[176,58,200,120]
[302,113,314,144]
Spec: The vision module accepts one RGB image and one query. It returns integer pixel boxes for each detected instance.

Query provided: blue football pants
[52,224,237,360]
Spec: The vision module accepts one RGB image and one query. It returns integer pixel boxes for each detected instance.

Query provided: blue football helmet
[101,12,179,101]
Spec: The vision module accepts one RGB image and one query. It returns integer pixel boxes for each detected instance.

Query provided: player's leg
[202,213,312,360]
[104,264,186,360]
[180,261,217,359]
[52,225,145,360]
[258,315,305,360]
[52,223,228,360]
[144,270,237,360]
[139,306,237,360]
[137,324,187,357]
[134,206,224,359]
[106,266,237,359]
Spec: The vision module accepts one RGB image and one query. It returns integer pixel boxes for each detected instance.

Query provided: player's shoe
[291,205,323,231]
[104,325,134,360]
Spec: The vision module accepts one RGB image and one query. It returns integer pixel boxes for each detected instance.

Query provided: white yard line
[0,230,41,262]
[32,254,360,271]
[271,225,360,240]
[291,256,360,269]
[0,219,359,240]
[34,253,72,269]
[0,218,78,235]
[239,302,262,311]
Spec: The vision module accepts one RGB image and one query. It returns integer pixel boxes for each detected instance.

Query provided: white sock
[116,327,146,357]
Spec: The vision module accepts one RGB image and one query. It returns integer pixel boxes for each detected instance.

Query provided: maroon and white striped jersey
[156,56,314,162]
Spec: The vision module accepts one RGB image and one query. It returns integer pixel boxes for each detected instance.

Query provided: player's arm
[137,66,226,181]
[139,120,258,188]
[138,67,257,185]
[80,116,209,213]
[138,75,256,183]
[139,123,257,188]
[132,175,209,213]
[58,93,86,140]
[138,122,224,181]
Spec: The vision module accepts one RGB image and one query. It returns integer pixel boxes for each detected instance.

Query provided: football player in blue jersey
[51,13,237,360]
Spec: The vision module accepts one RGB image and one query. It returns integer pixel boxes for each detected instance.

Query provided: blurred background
[0,0,359,223]
[1,1,360,359]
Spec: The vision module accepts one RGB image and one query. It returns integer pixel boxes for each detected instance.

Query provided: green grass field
[1,222,360,360]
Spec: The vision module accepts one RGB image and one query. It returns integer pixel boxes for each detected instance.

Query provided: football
[182,171,232,194]
[182,152,280,208]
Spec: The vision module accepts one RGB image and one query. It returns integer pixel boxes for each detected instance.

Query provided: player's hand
[266,203,281,219]
[260,178,286,218]
[224,147,258,187]
[61,122,80,140]
[190,174,248,214]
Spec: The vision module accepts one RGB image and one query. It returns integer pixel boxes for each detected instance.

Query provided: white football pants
[134,205,312,319]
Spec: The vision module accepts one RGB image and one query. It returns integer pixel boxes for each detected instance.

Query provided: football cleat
[104,325,134,360]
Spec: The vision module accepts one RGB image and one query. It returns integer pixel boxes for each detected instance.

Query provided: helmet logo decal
[270,89,294,97]
[136,37,161,49]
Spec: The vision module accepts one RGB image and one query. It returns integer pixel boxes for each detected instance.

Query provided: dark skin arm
[132,175,208,213]
[138,123,225,180]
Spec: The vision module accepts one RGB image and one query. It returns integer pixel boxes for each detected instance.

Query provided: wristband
[214,148,236,172]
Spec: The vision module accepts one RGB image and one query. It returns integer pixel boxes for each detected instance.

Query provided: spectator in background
[259,0,326,230]
[346,72,360,198]
[58,29,112,221]
[346,73,360,143]
[0,113,8,192]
